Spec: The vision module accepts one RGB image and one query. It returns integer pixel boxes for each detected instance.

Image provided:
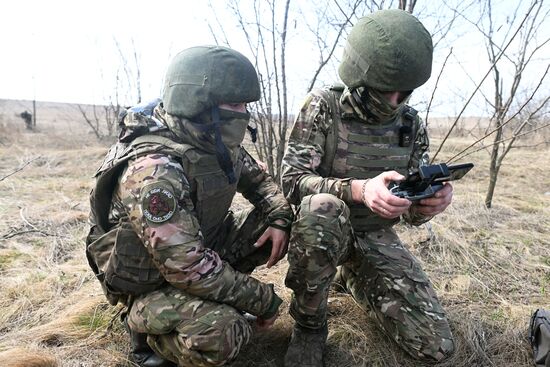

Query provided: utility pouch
[104,222,165,296]
[86,221,165,305]
[529,308,550,367]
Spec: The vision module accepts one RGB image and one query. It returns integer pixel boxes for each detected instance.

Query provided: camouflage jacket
[281,87,431,226]
[95,101,292,318]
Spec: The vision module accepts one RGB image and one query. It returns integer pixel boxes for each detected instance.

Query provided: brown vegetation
[0,101,549,366]
[0,347,58,367]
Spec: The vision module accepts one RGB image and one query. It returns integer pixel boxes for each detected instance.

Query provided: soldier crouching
[86,46,293,367]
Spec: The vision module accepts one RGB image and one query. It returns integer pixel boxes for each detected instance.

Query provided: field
[0,100,549,367]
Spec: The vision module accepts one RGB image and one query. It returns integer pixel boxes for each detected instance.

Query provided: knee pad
[177,306,251,365]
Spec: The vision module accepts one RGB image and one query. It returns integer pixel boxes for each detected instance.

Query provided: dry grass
[0,104,549,366]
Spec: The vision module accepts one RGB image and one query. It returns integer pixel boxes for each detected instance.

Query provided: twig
[449,121,550,163]
[103,307,125,337]
[446,64,550,163]
[1,229,57,240]
[0,156,41,182]
[425,47,453,126]
[19,207,39,231]
[510,141,549,149]
[468,272,508,305]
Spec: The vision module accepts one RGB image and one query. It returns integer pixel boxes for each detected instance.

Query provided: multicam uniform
[87,101,293,367]
[281,86,454,361]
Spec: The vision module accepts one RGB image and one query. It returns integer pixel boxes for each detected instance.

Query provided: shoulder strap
[316,86,343,177]
[129,134,194,156]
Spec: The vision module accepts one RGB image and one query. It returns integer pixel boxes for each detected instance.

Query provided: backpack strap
[316,84,344,177]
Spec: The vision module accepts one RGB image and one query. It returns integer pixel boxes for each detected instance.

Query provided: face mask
[165,106,251,184]
[217,108,250,148]
[207,107,253,183]
[364,88,411,123]
[342,87,412,124]
[166,108,250,149]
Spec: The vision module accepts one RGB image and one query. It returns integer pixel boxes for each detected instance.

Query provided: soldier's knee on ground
[148,315,252,367]
[416,335,455,362]
[398,320,455,363]
[439,336,455,361]
[129,289,252,367]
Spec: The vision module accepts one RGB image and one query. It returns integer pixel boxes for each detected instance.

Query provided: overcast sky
[1,0,549,117]
[2,0,212,105]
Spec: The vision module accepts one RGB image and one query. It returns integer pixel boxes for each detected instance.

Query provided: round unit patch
[142,186,177,223]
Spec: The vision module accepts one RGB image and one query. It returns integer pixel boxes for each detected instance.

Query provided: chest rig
[86,134,243,304]
[316,85,420,231]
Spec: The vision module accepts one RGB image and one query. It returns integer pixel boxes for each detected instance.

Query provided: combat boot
[284,323,328,367]
[127,326,176,367]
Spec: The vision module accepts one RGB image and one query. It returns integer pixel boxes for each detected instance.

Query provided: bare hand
[254,223,289,268]
[414,182,453,216]
[257,160,268,172]
[353,171,411,218]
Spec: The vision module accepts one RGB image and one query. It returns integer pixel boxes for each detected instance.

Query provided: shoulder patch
[141,183,177,224]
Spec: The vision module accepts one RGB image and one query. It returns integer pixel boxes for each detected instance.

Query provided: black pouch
[529,309,550,367]
[104,222,165,296]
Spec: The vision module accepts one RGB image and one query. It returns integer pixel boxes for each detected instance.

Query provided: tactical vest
[86,134,242,305]
[315,85,420,231]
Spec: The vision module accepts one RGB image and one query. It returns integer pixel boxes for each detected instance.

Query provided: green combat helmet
[163,45,261,183]
[163,45,261,118]
[338,9,433,91]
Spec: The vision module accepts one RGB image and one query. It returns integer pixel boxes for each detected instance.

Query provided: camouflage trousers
[128,206,273,367]
[285,194,454,362]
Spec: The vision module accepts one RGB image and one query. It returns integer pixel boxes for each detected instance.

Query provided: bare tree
[76,62,123,140]
[303,0,365,92]
[433,0,550,208]
[208,0,379,178]
[205,0,491,179]
[114,38,143,105]
[76,103,118,140]
[76,104,102,139]
[207,0,292,179]
[399,0,417,13]
[78,37,146,140]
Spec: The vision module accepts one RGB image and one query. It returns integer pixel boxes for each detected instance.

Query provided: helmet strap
[210,106,237,184]
[246,123,258,143]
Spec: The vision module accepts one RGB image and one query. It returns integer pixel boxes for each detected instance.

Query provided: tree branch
[431,0,539,162]
[447,62,550,163]
[0,156,41,182]
[425,47,453,125]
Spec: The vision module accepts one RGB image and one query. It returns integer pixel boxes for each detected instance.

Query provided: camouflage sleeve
[402,117,434,226]
[237,148,294,230]
[116,153,278,317]
[281,92,354,205]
